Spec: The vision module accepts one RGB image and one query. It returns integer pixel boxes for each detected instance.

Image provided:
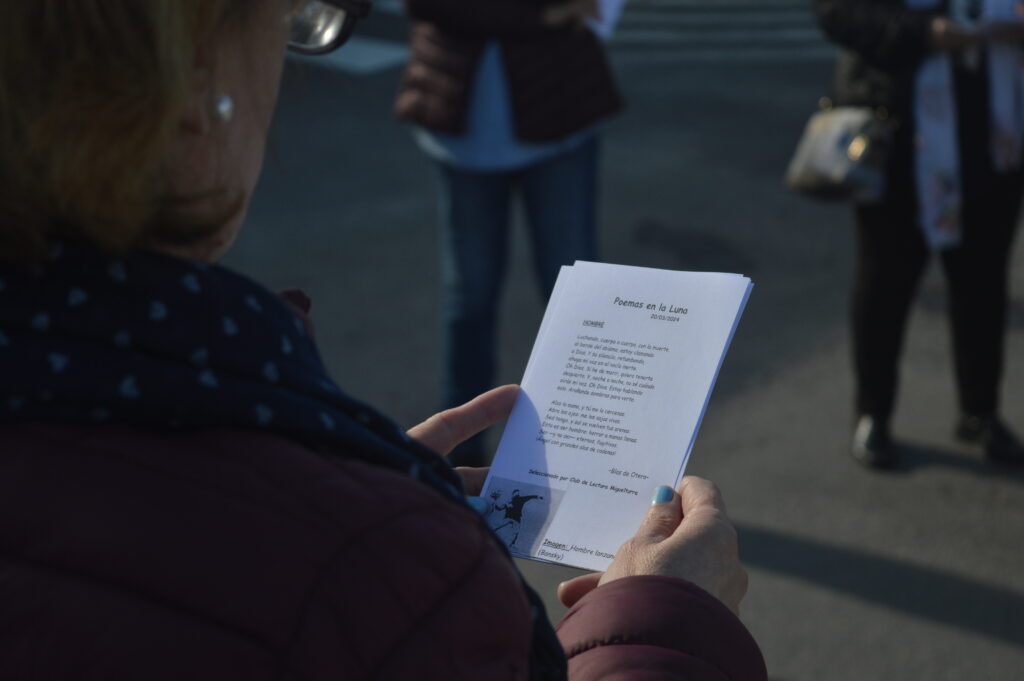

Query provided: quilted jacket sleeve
[814,0,938,70]
[557,576,767,681]
[277,473,535,681]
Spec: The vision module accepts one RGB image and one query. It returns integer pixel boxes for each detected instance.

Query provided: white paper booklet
[480,262,752,572]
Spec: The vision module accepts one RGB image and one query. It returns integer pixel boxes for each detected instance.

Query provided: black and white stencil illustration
[482,477,564,555]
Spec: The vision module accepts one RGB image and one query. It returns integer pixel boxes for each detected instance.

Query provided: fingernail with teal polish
[652,485,674,505]
[466,496,488,514]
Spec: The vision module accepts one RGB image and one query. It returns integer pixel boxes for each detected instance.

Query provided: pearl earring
[211,93,234,124]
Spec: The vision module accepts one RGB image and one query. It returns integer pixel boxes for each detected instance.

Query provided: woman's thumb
[557,572,603,607]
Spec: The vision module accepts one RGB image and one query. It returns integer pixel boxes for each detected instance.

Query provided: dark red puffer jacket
[0,422,766,680]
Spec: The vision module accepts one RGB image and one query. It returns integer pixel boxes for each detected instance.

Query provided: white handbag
[785,99,895,203]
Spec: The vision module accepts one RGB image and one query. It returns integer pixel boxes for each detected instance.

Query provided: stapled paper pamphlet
[480,262,752,572]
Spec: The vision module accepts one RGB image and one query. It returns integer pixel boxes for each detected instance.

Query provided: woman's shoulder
[0,421,501,566]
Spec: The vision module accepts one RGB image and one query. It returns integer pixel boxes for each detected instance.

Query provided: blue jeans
[437,136,599,459]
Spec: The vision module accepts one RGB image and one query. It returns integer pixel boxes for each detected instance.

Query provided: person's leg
[437,162,514,465]
[850,198,929,466]
[852,200,930,420]
[943,174,1021,415]
[519,136,600,300]
[943,173,1024,461]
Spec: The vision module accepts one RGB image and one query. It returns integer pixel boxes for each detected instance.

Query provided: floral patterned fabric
[910,0,1024,248]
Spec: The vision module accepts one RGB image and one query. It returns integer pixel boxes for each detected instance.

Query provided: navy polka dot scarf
[0,241,566,680]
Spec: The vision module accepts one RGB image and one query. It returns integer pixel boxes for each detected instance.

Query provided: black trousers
[852,172,1022,421]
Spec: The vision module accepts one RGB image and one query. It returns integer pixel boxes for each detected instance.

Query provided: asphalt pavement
[227,2,1024,679]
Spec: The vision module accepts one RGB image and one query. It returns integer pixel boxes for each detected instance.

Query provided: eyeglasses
[287,0,371,55]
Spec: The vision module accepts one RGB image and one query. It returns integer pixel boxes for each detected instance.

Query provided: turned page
[480,262,752,572]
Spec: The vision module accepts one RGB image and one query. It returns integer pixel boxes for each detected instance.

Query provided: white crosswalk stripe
[293,0,837,75]
[375,0,404,14]
[610,0,837,63]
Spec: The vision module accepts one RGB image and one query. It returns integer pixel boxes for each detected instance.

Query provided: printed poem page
[481,262,752,571]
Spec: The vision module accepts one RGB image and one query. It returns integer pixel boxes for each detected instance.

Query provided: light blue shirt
[414,42,597,172]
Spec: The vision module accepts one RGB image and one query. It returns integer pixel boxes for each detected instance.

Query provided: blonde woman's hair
[0,0,241,264]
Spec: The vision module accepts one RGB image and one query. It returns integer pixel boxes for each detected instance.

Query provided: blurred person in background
[0,1,765,679]
[815,0,1024,468]
[394,0,623,467]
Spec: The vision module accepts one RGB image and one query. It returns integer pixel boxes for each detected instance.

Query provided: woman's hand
[930,17,1024,52]
[557,477,749,615]
[977,20,1024,45]
[406,385,518,495]
[929,17,981,51]
[542,0,599,29]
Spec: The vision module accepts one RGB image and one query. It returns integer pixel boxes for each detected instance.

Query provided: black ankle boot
[955,415,1024,465]
[851,415,896,469]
